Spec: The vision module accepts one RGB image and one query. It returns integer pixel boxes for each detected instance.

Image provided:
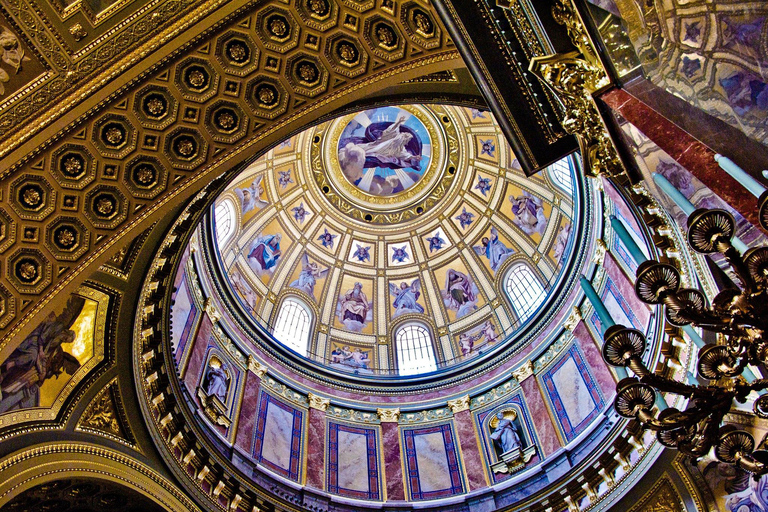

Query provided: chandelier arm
[735,453,768,476]
[639,373,701,397]
[721,244,757,294]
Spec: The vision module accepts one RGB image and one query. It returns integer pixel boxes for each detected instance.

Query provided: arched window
[505,263,546,324]
[272,297,312,356]
[548,156,574,195]
[214,199,236,247]
[395,323,436,376]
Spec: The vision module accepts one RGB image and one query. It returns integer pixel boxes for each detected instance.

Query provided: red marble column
[182,313,213,391]
[379,413,405,501]
[451,399,488,491]
[233,357,265,455]
[305,394,328,490]
[600,88,762,229]
[519,370,561,457]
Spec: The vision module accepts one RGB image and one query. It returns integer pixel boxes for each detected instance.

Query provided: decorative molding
[563,306,582,332]
[627,475,685,512]
[76,378,135,446]
[528,0,623,178]
[512,360,535,383]
[376,407,400,423]
[307,392,330,412]
[593,239,608,266]
[447,395,470,413]
[247,355,268,378]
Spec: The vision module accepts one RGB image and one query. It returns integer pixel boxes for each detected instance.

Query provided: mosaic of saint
[337,106,431,196]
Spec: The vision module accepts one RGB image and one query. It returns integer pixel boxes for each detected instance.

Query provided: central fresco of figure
[337,106,431,197]
[202,104,580,376]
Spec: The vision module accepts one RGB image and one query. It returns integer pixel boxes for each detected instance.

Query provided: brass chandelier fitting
[602,207,768,476]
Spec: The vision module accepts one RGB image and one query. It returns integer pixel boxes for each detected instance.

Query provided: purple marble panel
[453,409,488,490]
[521,376,561,457]
[381,422,405,500]
[182,313,212,392]
[306,407,326,490]
[234,371,262,454]
[605,254,650,328]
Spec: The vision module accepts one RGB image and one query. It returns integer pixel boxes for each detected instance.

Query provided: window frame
[394,321,437,376]
[503,262,547,325]
[272,296,313,357]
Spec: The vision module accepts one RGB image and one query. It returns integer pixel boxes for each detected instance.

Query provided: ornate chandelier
[602,207,768,476]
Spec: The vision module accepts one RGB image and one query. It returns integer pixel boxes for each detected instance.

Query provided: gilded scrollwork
[529,0,624,178]
[0,25,30,96]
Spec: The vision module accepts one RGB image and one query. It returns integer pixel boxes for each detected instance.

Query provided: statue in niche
[490,411,521,454]
[489,408,537,475]
[197,356,232,427]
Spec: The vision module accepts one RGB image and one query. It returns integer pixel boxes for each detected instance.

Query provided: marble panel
[453,409,488,490]
[170,274,197,363]
[306,408,325,489]
[182,314,212,392]
[402,424,464,500]
[521,376,560,457]
[252,392,303,481]
[540,344,605,443]
[234,371,261,453]
[327,423,380,499]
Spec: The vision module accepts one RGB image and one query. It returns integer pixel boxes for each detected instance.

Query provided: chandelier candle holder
[714,155,768,232]
[602,203,768,476]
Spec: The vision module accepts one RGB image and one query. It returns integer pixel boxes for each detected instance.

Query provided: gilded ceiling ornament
[307,392,330,411]
[268,16,289,38]
[413,11,434,36]
[17,260,38,282]
[377,407,400,422]
[69,23,88,42]
[55,227,77,249]
[77,381,133,443]
[62,155,84,177]
[447,395,471,413]
[308,0,330,16]
[21,186,42,208]
[95,196,115,216]
[226,41,249,63]
[376,25,397,48]
[144,95,167,117]
[0,25,29,96]
[186,68,208,88]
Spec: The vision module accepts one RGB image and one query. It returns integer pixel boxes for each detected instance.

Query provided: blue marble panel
[539,344,605,443]
[402,423,464,500]
[252,392,303,481]
[327,423,380,500]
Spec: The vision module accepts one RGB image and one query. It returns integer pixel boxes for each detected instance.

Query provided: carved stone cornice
[247,355,267,378]
[512,360,535,383]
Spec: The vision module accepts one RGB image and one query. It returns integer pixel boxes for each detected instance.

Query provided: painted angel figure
[426,232,445,253]
[248,233,282,275]
[353,244,371,262]
[290,253,329,298]
[479,320,498,344]
[230,268,258,313]
[277,170,293,189]
[317,229,337,249]
[235,176,268,215]
[552,223,572,263]
[391,245,409,264]
[510,191,547,236]
[291,203,309,224]
[390,279,424,317]
[475,176,492,196]
[441,269,479,318]
[455,207,475,229]
[459,332,479,356]
[474,227,514,273]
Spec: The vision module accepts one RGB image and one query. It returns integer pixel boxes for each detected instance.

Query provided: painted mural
[0,287,107,422]
[337,106,431,196]
[206,104,580,375]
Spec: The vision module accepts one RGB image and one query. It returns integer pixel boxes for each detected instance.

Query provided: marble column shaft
[380,421,405,500]
[600,88,763,230]
[305,407,326,490]
[233,370,262,455]
[453,409,489,490]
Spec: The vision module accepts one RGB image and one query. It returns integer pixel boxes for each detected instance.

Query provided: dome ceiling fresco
[205,103,581,376]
